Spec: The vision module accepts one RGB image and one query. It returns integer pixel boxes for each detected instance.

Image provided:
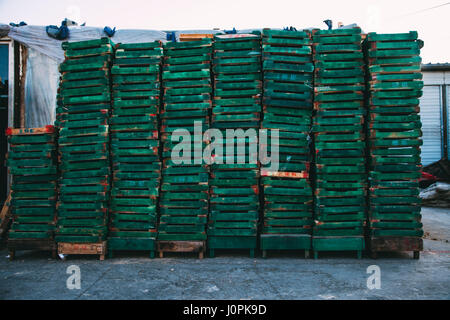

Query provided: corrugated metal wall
[420,85,443,165]
[447,85,450,160]
[420,70,450,166]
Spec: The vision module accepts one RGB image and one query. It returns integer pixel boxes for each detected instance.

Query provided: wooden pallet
[157,240,205,259]
[369,236,422,259]
[7,238,57,261]
[58,241,107,260]
[261,170,308,179]
[179,34,214,42]
[6,126,55,136]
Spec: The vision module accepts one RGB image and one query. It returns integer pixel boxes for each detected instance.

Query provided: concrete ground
[0,206,448,300]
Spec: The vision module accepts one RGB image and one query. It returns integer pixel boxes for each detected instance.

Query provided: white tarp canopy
[6,24,168,62]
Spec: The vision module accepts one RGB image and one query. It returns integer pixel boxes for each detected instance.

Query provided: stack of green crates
[260,29,314,257]
[56,38,114,244]
[158,40,212,243]
[208,33,262,257]
[365,32,424,245]
[7,127,57,242]
[312,27,366,258]
[108,42,163,258]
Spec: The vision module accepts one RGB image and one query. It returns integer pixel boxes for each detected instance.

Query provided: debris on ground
[422,159,450,182]
[420,182,450,207]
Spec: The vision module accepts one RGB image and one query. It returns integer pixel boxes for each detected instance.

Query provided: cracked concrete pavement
[0,206,449,300]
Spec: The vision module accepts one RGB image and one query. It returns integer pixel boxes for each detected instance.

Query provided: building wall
[0,42,8,202]
[420,70,449,165]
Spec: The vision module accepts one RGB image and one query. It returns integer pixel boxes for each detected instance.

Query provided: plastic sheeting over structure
[25,48,60,127]
[6,24,168,62]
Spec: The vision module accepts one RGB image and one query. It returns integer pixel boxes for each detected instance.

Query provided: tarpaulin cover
[25,48,60,128]
[6,24,168,62]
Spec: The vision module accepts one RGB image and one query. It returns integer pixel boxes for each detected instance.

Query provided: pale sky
[0,0,448,63]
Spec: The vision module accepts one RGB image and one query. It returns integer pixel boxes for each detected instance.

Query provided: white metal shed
[420,64,450,166]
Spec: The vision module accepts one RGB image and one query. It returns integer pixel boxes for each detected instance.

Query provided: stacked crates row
[260,29,314,258]
[56,38,114,245]
[158,39,213,253]
[312,27,366,258]
[364,31,424,258]
[209,33,262,257]
[108,42,163,258]
[6,127,58,257]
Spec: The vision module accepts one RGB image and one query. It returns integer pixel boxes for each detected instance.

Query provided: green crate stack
[55,38,114,244]
[6,127,57,241]
[212,33,262,130]
[208,33,262,257]
[158,39,213,243]
[260,29,314,257]
[312,27,366,258]
[107,42,163,258]
[364,32,424,244]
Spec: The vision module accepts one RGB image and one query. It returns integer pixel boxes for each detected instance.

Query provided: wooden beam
[19,44,27,128]
[6,39,14,198]
[7,39,14,129]
[179,34,214,42]
[6,126,55,136]
[0,191,11,220]
[260,170,309,179]
[13,41,20,128]
[0,191,11,237]
[442,85,448,160]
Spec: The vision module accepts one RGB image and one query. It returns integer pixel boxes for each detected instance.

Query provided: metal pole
[6,40,14,197]
[19,44,27,128]
[442,84,448,160]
